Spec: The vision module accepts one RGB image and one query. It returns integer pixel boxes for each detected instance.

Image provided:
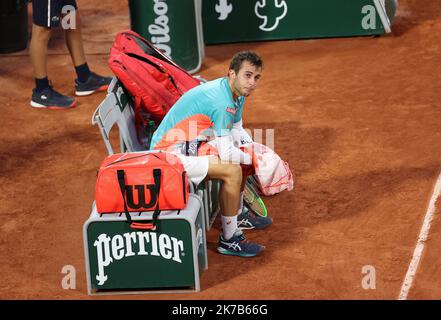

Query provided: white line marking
[398,170,441,300]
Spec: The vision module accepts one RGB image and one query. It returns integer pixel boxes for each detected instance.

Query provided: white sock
[221,214,238,240]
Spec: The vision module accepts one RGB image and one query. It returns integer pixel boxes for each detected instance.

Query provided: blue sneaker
[238,206,273,230]
[217,229,265,257]
[30,87,76,110]
[75,72,112,96]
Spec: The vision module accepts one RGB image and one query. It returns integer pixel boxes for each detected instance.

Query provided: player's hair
[229,50,263,74]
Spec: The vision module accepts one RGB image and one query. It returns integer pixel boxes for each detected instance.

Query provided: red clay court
[0,0,440,299]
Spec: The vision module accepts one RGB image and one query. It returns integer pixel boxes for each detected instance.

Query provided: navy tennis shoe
[30,87,76,110]
[217,229,265,257]
[237,206,273,230]
[75,72,112,96]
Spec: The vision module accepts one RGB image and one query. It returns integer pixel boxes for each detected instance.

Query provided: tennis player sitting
[150,51,272,257]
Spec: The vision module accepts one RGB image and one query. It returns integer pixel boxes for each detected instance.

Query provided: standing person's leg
[30,24,52,81]
[64,6,86,68]
[62,2,112,96]
[30,0,76,109]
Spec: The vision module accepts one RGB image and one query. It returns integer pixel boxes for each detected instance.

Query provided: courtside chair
[91,77,143,155]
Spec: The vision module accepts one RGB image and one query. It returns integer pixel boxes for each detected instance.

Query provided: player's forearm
[232,120,253,147]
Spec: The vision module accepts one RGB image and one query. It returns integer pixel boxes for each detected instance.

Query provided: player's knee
[32,24,52,39]
[224,164,242,186]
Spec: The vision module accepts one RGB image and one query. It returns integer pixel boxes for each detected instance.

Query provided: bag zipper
[102,152,187,188]
[125,53,181,94]
[104,152,158,167]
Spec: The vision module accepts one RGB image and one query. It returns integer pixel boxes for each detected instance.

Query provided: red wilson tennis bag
[95,151,189,229]
[108,30,200,125]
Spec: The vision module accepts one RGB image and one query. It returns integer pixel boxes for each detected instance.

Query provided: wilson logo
[125,184,157,210]
[149,0,172,57]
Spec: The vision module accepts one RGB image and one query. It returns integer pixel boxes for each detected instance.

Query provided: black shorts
[32,0,78,28]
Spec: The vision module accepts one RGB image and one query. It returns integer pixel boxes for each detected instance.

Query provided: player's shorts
[32,0,78,28]
[175,154,214,186]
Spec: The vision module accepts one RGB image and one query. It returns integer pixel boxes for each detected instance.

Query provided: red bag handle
[129,222,156,230]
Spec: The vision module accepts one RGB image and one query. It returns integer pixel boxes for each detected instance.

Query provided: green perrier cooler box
[83,194,207,294]
[202,0,398,44]
[128,0,204,74]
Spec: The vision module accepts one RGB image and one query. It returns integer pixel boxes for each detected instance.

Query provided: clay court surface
[0,0,440,299]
